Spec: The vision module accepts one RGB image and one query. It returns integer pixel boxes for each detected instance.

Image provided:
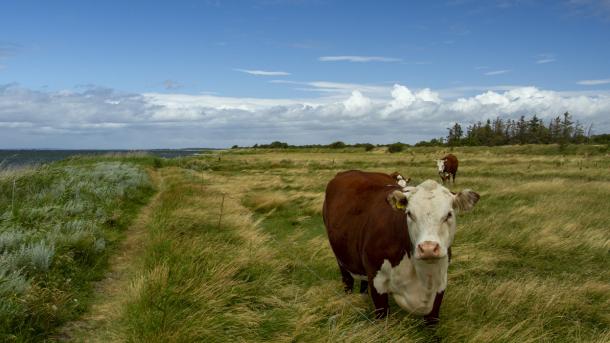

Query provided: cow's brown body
[440,154,458,183]
[322,170,444,322]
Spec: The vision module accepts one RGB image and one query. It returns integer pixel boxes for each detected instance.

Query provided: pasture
[66,145,609,342]
[2,145,609,342]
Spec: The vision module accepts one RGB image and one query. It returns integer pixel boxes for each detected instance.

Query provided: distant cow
[323,170,479,323]
[390,172,411,187]
[437,154,458,184]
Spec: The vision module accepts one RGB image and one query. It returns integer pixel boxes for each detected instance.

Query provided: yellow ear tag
[396,202,405,210]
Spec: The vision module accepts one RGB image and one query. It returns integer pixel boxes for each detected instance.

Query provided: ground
[60,145,610,342]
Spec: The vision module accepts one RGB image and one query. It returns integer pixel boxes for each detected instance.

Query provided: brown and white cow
[323,170,479,324]
[437,154,458,184]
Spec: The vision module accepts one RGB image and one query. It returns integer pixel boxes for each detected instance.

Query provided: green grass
[18,145,609,342]
[101,145,608,342]
[0,159,153,341]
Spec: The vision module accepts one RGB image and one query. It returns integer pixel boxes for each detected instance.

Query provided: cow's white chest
[373,254,448,315]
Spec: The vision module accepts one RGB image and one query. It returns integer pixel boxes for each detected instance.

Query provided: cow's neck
[373,252,448,315]
[411,256,448,293]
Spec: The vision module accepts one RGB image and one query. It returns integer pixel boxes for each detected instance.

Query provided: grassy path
[57,169,163,342]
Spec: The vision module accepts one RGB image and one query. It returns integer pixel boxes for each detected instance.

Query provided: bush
[268,141,289,149]
[329,141,346,149]
[363,143,375,151]
[387,142,405,153]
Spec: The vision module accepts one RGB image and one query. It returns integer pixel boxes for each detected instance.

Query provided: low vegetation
[0,160,153,341]
[64,145,609,342]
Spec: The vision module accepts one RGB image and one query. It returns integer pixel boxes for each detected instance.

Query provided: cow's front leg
[368,276,389,319]
[423,290,445,326]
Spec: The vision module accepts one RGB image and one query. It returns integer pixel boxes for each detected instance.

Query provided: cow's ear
[453,189,480,212]
[387,190,408,211]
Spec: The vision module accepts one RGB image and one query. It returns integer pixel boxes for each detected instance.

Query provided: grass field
[3,145,609,342]
[56,144,608,343]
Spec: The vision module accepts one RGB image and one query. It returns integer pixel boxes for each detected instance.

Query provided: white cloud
[535,53,556,64]
[234,68,291,76]
[343,90,372,116]
[381,84,442,117]
[416,88,441,103]
[384,84,416,113]
[1,83,609,148]
[318,55,402,63]
[577,78,610,85]
[269,79,390,95]
[485,69,510,76]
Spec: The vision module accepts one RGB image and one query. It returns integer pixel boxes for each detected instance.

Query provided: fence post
[217,193,225,229]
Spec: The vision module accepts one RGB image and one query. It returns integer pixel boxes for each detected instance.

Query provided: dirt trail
[56,169,163,342]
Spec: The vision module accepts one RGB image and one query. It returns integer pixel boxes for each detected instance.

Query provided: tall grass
[109,146,609,342]
[0,161,153,341]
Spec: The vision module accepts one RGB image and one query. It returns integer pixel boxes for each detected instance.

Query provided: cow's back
[443,154,458,174]
[323,170,409,276]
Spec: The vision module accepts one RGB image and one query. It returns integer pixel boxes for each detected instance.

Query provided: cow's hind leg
[359,280,368,294]
[338,265,354,293]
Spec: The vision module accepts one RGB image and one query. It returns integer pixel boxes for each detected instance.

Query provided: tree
[515,116,527,144]
[447,122,463,146]
[561,111,574,143]
[549,116,562,142]
[527,115,542,143]
[572,120,586,143]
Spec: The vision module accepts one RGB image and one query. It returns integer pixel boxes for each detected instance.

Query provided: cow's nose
[417,241,441,259]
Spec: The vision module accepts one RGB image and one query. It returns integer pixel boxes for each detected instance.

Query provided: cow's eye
[445,212,452,221]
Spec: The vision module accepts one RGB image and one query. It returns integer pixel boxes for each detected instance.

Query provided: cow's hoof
[374,310,389,320]
[424,317,440,326]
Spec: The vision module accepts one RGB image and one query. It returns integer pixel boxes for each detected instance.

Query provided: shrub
[329,141,346,149]
[363,143,375,151]
[388,142,405,153]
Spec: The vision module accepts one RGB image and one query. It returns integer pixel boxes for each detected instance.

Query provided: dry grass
[67,146,609,342]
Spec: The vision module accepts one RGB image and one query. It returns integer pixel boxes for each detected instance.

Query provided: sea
[0,149,212,168]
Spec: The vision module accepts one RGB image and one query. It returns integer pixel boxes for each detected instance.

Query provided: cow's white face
[388,180,479,261]
[436,160,445,173]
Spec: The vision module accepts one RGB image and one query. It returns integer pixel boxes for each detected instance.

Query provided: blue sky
[1,0,610,148]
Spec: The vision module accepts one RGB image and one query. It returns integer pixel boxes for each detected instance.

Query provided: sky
[1,0,610,149]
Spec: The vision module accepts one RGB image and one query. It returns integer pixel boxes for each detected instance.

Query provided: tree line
[240,112,609,150]
[436,112,595,147]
